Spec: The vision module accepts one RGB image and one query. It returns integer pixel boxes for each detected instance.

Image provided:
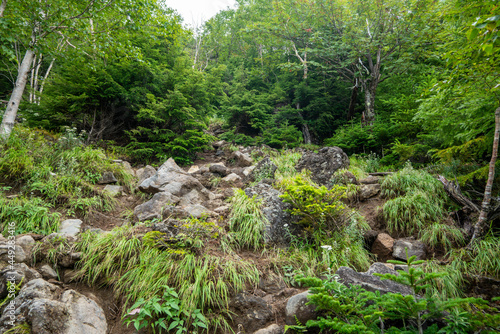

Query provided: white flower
[321,245,332,251]
[283,224,288,227]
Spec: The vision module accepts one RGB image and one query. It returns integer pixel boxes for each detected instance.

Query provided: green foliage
[449,236,500,279]
[74,225,259,331]
[295,253,500,333]
[123,286,207,334]
[0,195,60,235]
[381,165,445,199]
[3,323,31,334]
[419,222,466,253]
[228,189,266,249]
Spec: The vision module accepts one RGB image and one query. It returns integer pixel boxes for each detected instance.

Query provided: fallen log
[368,172,394,176]
[437,175,480,212]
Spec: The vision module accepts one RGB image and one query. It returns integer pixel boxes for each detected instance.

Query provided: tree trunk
[0,49,35,140]
[347,84,358,120]
[362,81,376,125]
[469,106,500,246]
[0,0,6,18]
[302,123,312,145]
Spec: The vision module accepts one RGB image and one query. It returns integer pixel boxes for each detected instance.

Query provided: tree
[0,0,156,140]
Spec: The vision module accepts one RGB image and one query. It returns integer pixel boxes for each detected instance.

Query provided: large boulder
[0,279,107,334]
[359,184,381,201]
[285,291,318,326]
[134,192,180,221]
[393,239,426,261]
[59,219,82,237]
[136,165,156,186]
[336,262,412,295]
[371,233,394,262]
[244,182,294,245]
[232,151,253,167]
[250,157,278,182]
[296,147,349,186]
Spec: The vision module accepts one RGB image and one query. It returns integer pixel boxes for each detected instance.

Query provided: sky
[166,0,238,26]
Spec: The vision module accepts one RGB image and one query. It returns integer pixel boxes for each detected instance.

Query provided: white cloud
[166,0,237,26]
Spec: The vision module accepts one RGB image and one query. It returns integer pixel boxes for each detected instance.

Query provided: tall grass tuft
[270,150,302,182]
[383,190,445,235]
[74,225,259,331]
[420,222,466,252]
[228,189,267,249]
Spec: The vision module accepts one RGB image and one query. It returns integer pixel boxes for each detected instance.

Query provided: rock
[232,151,253,167]
[371,233,394,262]
[136,165,156,185]
[259,277,286,294]
[59,252,82,268]
[296,147,349,186]
[39,265,58,280]
[250,157,278,181]
[120,161,135,176]
[244,182,294,245]
[254,324,282,334]
[98,171,118,184]
[0,279,107,334]
[359,184,381,201]
[180,204,213,218]
[209,164,229,176]
[222,173,242,183]
[62,269,79,284]
[243,165,256,177]
[0,263,41,299]
[214,205,231,216]
[16,235,35,256]
[336,262,412,295]
[103,185,123,197]
[187,165,200,174]
[138,158,205,195]
[393,239,426,261]
[359,175,382,185]
[59,219,83,237]
[0,244,27,264]
[285,291,317,326]
[230,293,273,333]
[134,192,179,221]
[212,140,227,148]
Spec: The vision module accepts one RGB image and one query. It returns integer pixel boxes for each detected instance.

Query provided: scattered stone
[0,244,27,264]
[136,165,156,185]
[244,182,294,245]
[371,233,394,262]
[214,205,231,215]
[59,252,82,268]
[363,230,379,250]
[103,185,123,197]
[134,192,179,221]
[16,235,35,256]
[179,204,213,218]
[296,146,349,186]
[250,157,278,181]
[332,170,358,185]
[39,264,58,280]
[209,164,229,176]
[359,184,381,201]
[243,165,256,176]
[212,140,227,148]
[59,219,83,237]
[258,277,286,294]
[393,239,426,261]
[188,165,200,174]
[120,161,135,176]
[336,262,412,295]
[285,291,318,326]
[254,324,282,334]
[216,149,224,156]
[222,173,242,183]
[98,171,118,184]
[230,293,273,333]
[232,151,253,167]
[63,269,79,284]
[0,263,41,299]
[359,175,382,185]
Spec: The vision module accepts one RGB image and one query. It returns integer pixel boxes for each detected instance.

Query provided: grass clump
[0,194,61,235]
[420,222,466,253]
[74,224,259,332]
[0,127,133,218]
[380,164,444,199]
[270,150,302,182]
[228,189,267,250]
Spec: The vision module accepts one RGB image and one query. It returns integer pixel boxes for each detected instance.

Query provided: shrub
[419,222,466,252]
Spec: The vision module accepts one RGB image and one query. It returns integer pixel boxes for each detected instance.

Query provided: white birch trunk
[0,0,6,18]
[0,49,35,140]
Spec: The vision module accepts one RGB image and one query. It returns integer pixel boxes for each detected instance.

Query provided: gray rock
[230,293,273,333]
[285,291,317,326]
[0,243,27,264]
[119,161,135,176]
[244,182,294,245]
[136,165,156,185]
[393,239,426,261]
[212,140,227,148]
[359,175,382,185]
[16,235,35,256]
[250,157,278,182]
[254,324,282,334]
[59,219,82,237]
[103,185,123,197]
[138,158,205,196]
[0,279,107,334]
[296,147,349,186]
[359,184,381,201]
[134,192,179,221]
[336,262,412,295]
[98,171,118,184]
[59,252,82,268]
[180,204,213,218]
[222,173,242,183]
[187,165,200,174]
[232,151,253,167]
[0,263,41,299]
[63,269,79,284]
[39,265,58,280]
[209,164,229,176]
[243,165,256,176]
